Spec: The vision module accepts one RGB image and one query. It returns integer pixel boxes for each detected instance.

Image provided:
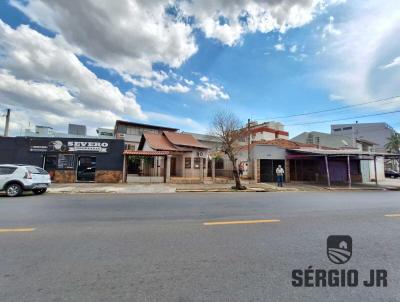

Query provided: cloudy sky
[0,0,399,137]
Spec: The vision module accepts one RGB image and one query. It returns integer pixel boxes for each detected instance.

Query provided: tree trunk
[228,154,243,190]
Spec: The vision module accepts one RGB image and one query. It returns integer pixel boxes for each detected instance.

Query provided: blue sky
[0,0,399,137]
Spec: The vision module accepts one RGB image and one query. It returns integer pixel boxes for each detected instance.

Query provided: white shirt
[276,167,284,176]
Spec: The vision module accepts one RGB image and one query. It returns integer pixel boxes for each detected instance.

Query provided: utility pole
[247,118,251,162]
[4,108,10,137]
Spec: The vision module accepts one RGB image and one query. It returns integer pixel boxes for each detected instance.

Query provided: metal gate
[260,159,285,182]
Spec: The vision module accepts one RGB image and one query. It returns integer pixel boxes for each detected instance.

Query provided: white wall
[369,156,385,181]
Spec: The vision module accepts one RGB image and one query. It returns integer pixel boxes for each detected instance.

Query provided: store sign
[67,141,108,153]
[198,151,207,158]
[30,140,109,153]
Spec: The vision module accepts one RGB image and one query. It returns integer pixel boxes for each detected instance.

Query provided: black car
[385,170,400,179]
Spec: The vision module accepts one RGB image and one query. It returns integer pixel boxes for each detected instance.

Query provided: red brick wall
[95,170,122,183]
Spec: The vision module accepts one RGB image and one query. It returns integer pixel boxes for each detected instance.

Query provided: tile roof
[163,131,209,149]
[143,132,178,151]
[123,150,170,156]
[240,138,339,151]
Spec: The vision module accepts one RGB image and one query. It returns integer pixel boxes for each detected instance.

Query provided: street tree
[385,133,400,153]
[210,111,246,190]
[385,133,400,170]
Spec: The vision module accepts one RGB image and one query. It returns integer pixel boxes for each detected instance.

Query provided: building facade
[0,137,124,183]
[114,120,178,150]
[331,123,396,152]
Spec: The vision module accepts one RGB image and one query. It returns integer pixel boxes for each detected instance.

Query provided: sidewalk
[48,183,176,194]
[47,179,400,194]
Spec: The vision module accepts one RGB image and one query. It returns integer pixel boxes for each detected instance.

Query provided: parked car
[385,169,400,179]
[0,164,51,197]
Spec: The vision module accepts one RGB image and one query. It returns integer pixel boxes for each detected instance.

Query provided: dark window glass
[118,125,127,134]
[215,158,224,169]
[0,167,17,175]
[343,127,352,130]
[185,158,191,169]
[27,166,48,174]
[194,158,200,169]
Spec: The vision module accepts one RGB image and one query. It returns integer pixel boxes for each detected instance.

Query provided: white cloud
[196,82,230,101]
[180,0,345,46]
[123,71,191,94]
[380,56,400,69]
[318,0,400,109]
[289,44,298,53]
[322,16,341,38]
[184,79,194,86]
[11,0,198,77]
[0,20,148,135]
[329,94,345,101]
[0,20,145,118]
[200,76,209,82]
[274,43,286,51]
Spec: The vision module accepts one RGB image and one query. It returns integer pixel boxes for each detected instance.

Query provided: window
[185,158,191,169]
[0,167,17,175]
[125,143,136,150]
[333,128,342,132]
[194,158,200,169]
[215,158,224,169]
[117,125,127,134]
[343,126,353,130]
[203,158,206,169]
[26,166,49,174]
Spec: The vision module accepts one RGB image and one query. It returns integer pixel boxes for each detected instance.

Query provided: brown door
[171,157,177,176]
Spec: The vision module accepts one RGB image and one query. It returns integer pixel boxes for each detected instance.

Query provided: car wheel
[32,188,47,195]
[5,183,22,197]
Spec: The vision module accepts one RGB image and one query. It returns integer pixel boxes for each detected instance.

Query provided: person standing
[276,165,285,187]
[239,162,244,178]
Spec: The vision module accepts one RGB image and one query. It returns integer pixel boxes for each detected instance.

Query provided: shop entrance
[43,154,58,181]
[260,159,285,182]
[77,156,96,182]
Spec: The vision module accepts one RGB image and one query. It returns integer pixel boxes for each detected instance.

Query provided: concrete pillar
[324,155,331,187]
[211,158,216,182]
[253,158,258,182]
[347,155,351,188]
[181,156,186,178]
[140,158,144,176]
[190,156,194,178]
[156,156,160,177]
[122,155,127,183]
[205,157,209,179]
[165,155,171,183]
[200,156,204,182]
[374,156,378,186]
[285,159,290,183]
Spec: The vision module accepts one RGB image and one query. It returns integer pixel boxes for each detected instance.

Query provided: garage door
[260,159,285,182]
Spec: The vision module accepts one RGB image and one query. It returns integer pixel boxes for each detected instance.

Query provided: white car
[0,164,51,197]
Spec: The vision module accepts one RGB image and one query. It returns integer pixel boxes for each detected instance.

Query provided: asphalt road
[1,191,400,302]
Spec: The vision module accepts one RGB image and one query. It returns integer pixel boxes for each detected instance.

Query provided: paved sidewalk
[48,183,176,194]
[47,180,399,194]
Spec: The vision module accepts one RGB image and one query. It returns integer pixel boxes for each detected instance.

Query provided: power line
[254,95,400,120]
[285,109,400,126]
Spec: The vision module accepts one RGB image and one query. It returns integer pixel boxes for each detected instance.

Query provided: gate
[260,159,285,182]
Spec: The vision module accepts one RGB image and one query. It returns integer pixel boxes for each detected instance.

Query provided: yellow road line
[0,228,36,233]
[203,219,280,226]
[384,214,400,217]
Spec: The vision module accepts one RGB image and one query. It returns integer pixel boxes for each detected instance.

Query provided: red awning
[123,150,170,156]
